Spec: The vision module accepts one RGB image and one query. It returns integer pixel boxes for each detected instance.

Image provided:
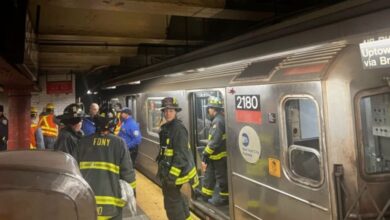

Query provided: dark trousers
[129,146,138,167]
[0,139,6,151]
[162,182,190,220]
[202,157,228,199]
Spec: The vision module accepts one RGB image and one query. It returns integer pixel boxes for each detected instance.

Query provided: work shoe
[208,197,229,206]
[194,189,210,202]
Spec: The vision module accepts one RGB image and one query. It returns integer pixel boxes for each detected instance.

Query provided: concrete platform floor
[123,170,200,220]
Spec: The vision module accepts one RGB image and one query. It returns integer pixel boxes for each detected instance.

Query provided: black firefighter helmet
[57,103,85,125]
[160,97,182,112]
[95,105,117,133]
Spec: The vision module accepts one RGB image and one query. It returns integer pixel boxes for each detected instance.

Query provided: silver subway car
[105,1,390,219]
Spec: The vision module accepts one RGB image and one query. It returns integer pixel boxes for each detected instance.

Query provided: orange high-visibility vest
[30,123,38,149]
[114,113,122,135]
[39,114,58,137]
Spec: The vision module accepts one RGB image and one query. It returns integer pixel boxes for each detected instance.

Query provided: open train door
[225,83,332,220]
[188,89,230,219]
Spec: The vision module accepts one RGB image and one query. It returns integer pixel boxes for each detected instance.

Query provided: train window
[359,92,390,174]
[146,98,164,136]
[284,98,323,185]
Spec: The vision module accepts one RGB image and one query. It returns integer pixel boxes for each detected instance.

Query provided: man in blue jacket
[81,103,99,136]
[118,107,142,167]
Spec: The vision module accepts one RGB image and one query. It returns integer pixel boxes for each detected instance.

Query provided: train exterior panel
[104,2,390,219]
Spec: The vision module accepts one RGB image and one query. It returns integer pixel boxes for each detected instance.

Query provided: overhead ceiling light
[87,90,92,95]
[103,86,117,90]
[128,81,141,85]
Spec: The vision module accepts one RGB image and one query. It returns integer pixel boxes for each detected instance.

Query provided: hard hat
[46,103,55,109]
[205,96,224,109]
[31,106,38,114]
[160,97,182,112]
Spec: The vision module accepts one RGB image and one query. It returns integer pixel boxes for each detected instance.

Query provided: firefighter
[199,96,228,206]
[54,103,85,155]
[0,105,8,151]
[118,107,141,167]
[73,109,136,220]
[30,107,45,150]
[38,103,58,149]
[157,97,199,220]
[81,103,100,136]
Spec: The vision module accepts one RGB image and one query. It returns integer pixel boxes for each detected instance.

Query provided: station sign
[46,81,73,94]
[359,38,390,69]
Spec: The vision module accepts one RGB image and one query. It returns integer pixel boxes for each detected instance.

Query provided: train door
[189,89,230,219]
[126,95,137,120]
[225,82,331,220]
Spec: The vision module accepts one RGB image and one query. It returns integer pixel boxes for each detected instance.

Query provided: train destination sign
[359,39,390,69]
[235,94,262,124]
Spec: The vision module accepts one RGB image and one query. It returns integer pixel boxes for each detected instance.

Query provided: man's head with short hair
[89,103,99,117]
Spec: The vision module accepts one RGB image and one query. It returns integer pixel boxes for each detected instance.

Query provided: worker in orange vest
[113,103,122,135]
[30,107,45,150]
[38,103,58,149]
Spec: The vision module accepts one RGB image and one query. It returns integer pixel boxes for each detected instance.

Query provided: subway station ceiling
[26,0,346,84]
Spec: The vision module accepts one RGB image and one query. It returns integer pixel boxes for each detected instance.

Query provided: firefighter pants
[162,181,191,220]
[202,157,228,199]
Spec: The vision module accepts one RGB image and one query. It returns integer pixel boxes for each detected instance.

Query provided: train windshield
[284,98,323,185]
[360,92,390,174]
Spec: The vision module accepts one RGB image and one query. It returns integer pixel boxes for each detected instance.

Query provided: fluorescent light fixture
[128,81,141,85]
[103,86,117,90]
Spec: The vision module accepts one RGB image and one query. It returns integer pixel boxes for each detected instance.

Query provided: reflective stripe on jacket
[39,114,58,137]
[30,123,38,149]
[203,113,227,160]
[73,133,136,218]
[158,119,199,189]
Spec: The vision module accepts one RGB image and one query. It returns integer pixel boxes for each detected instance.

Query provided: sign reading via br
[359,38,390,69]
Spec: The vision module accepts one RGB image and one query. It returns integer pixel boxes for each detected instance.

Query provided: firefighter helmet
[160,97,182,112]
[96,105,117,132]
[57,103,85,124]
[205,96,224,109]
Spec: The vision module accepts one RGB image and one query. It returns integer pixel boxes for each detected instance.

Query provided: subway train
[103,1,390,219]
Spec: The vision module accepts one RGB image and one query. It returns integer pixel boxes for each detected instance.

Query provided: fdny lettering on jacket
[93,138,111,146]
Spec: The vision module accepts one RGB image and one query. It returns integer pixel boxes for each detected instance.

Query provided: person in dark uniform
[54,103,85,155]
[199,96,228,206]
[73,111,136,220]
[0,105,8,151]
[157,97,199,220]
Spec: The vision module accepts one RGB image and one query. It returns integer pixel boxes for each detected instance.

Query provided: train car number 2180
[235,95,261,111]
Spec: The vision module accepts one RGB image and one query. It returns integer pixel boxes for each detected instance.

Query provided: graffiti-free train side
[102,1,390,219]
